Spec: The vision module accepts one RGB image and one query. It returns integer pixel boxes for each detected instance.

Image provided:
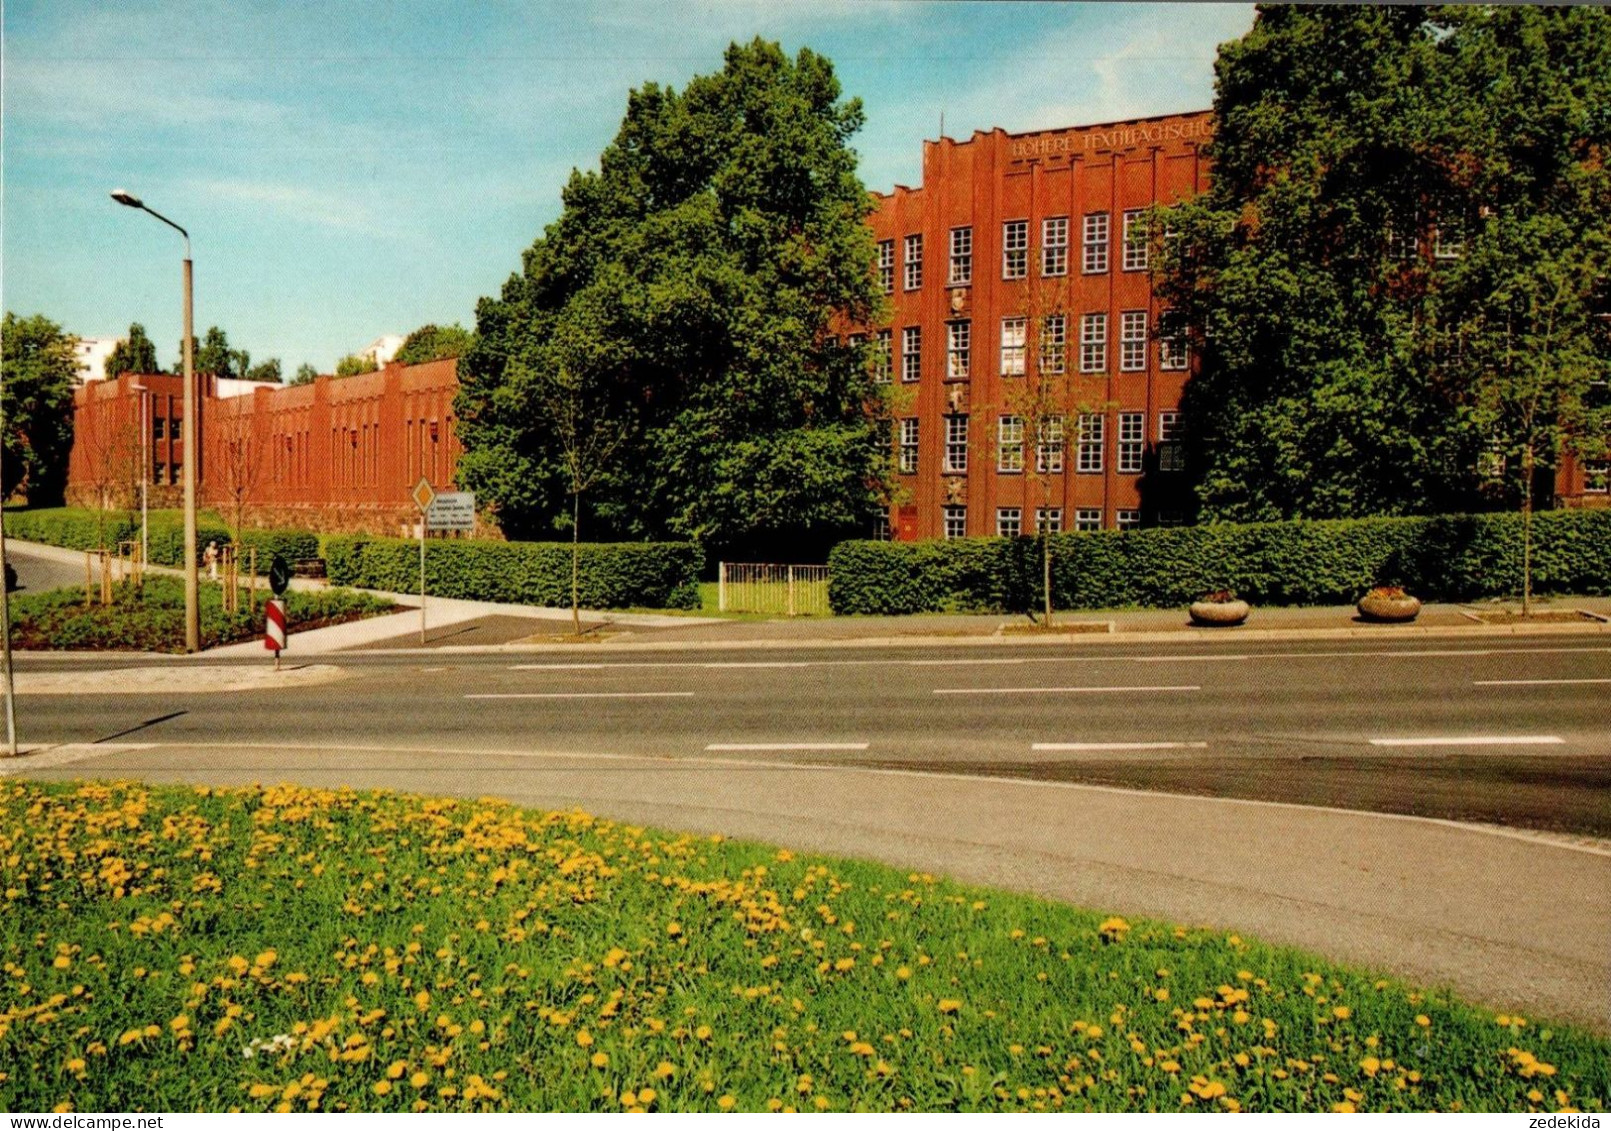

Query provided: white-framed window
[1118,412,1144,473]
[1000,317,1026,376]
[1583,458,1609,493]
[1042,217,1068,277]
[1116,508,1141,530]
[1388,219,1418,261]
[847,332,865,353]
[873,328,892,383]
[903,233,923,290]
[997,415,1024,473]
[1433,221,1464,260]
[947,320,971,380]
[1075,508,1103,532]
[1158,411,1184,472]
[1159,313,1188,370]
[1002,220,1028,280]
[1040,315,1066,374]
[1122,210,1149,271]
[1077,413,1104,473]
[943,414,969,473]
[1035,507,1063,534]
[1082,212,1110,274]
[1080,313,1107,373]
[996,507,1023,538]
[1036,415,1065,473]
[1120,311,1148,372]
[943,506,967,540]
[877,240,895,293]
[949,226,973,286]
[872,514,892,541]
[902,326,922,383]
[898,418,919,474]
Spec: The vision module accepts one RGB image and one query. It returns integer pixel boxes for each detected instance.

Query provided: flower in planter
[1201,589,1237,603]
[1364,585,1409,600]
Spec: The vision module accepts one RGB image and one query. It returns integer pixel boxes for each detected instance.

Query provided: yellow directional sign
[411,478,437,512]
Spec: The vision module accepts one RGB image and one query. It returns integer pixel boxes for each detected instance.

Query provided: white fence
[717,562,832,616]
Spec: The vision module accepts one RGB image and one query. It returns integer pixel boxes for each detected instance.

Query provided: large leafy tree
[1161,5,1611,522]
[1,312,80,505]
[395,323,472,366]
[457,39,886,556]
[104,322,162,378]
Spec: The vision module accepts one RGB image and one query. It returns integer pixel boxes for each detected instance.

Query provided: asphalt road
[10,634,1611,834]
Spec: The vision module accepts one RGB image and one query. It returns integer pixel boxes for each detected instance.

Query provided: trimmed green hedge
[321,535,704,610]
[827,510,1611,614]
[2,508,320,567]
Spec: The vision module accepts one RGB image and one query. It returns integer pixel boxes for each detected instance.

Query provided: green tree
[1159,5,1611,522]
[1,312,80,505]
[334,353,378,378]
[291,363,320,386]
[245,358,282,384]
[185,326,239,379]
[103,323,162,379]
[457,39,885,557]
[395,323,472,366]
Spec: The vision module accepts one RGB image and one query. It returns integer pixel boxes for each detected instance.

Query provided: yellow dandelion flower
[1332,1102,1355,1113]
[655,1061,675,1079]
[667,922,683,937]
[937,1000,961,1014]
[373,1081,392,1097]
[1333,1006,1351,1020]
[591,1052,610,1069]
[695,1025,713,1041]
[386,1061,406,1080]
[718,1095,736,1110]
[1360,1057,1380,1077]
[638,1087,657,1105]
[576,1030,594,1048]
[1415,1015,1431,1027]
[410,1072,429,1090]
[53,956,71,970]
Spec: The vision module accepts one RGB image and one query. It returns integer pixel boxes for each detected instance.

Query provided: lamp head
[110,189,143,208]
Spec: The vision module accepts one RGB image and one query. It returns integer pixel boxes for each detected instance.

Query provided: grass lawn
[6,577,395,653]
[1,780,1604,1113]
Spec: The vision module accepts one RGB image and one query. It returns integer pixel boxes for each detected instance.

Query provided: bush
[3,508,318,568]
[827,509,1611,615]
[321,535,704,610]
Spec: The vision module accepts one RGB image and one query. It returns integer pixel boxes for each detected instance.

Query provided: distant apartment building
[73,337,121,383]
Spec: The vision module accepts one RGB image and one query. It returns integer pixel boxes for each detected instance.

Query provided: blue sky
[2,1,1254,374]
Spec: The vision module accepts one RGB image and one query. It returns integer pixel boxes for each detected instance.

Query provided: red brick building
[64,111,1606,535]
[67,359,463,534]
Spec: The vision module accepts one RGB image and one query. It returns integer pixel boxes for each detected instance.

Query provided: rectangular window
[1002,220,1028,280]
[1159,313,1188,370]
[1120,311,1148,372]
[1039,315,1066,374]
[944,414,969,474]
[1035,507,1063,534]
[902,326,922,383]
[1583,459,1609,493]
[1158,411,1184,472]
[1082,212,1110,274]
[1116,508,1141,530]
[1042,216,1068,277]
[847,332,865,353]
[1118,412,1144,473]
[1388,221,1418,261]
[903,233,923,290]
[1036,416,1065,473]
[873,329,892,383]
[873,515,892,541]
[1122,210,1150,271]
[153,417,166,440]
[996,508,1023,538]
[943,506,967,540]
[946,320,971,380]
[155,463,169,485]
[1077,413,1105,473]
[1075,508,1103,532]
[997,415,1024,473]
[898,418,919,474]
[1433,222,1464,260]
[877,239,895,293]
[1080,313,1107,373]
[949,226,973,286]
[1000,317,1026,376]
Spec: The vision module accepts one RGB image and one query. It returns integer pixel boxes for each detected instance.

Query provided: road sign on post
[264,597,287,671]
[268,553,291,597]
[411,478,436,645]
[426,491,476,532]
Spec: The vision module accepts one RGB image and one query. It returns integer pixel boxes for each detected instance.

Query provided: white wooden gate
[717,562,831,616]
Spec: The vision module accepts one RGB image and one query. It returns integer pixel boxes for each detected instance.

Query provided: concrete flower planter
[1357,593,1422,623]
[1189,598,1250,627]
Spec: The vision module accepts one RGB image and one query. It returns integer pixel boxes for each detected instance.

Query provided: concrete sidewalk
[10,737,1608,1032]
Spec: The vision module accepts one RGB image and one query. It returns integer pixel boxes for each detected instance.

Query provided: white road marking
[1032,741,1209,752]
[700,662,811,669]
[465,692,695,700]
[1368,735,1565,747]
[933,685,1199,696]
[1473,678,1611,687]
[705,743,870,752]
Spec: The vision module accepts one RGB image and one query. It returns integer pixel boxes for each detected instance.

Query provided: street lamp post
[130,383,150,569]
[111,190,199,652]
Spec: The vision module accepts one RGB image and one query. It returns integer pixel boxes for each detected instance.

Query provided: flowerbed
[1,780,1604,1113]
[5,577,395,652]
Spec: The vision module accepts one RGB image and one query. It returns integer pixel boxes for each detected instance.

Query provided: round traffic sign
[268,553,292,596]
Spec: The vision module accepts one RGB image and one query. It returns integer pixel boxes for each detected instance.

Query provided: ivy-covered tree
[395,323,472,366]
[457,39,886,556]
[1160,5,1611,522]
[1,312,80,505]
[104,323,162,379]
